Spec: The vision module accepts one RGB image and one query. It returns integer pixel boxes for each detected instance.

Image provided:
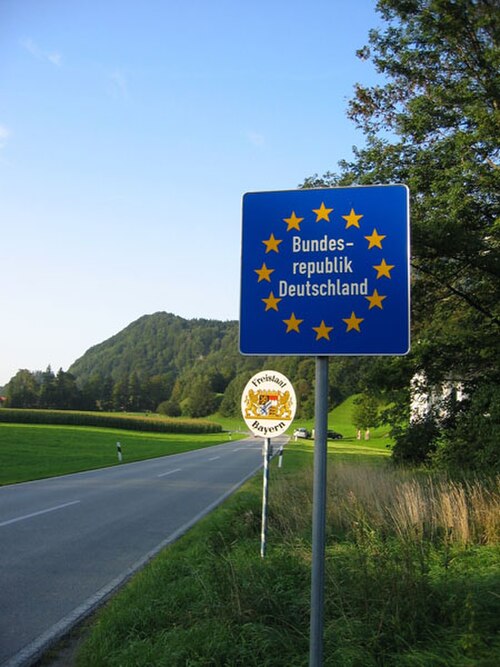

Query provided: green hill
[69,312,240,384]
[6,312,368,418]
[68,312,369,417]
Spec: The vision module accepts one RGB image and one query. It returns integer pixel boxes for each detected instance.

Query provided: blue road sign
[240,185,410,356]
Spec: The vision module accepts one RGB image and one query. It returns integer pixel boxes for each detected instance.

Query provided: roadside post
[261,437,271,558]
[240,185,410,665]
[116,441,123,463]
[241,370,297,558]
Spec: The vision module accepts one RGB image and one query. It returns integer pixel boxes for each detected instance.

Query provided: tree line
[4,366,193,415]
[3,354,370,421]
[2,310,375,419]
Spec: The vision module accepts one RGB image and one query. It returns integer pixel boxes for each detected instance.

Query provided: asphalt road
[0,435,284,666]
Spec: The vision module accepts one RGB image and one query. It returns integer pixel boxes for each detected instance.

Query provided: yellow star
[365,289,387,310]
[342,208,364,229]
[262,233,282,254]
[254,263,274,282]
[283,312,303,333]
[283,211,304,232]
[373,259,395,279]
[343,311,364,332]
[313,320,333,341]
[262,291,282,312]
[364,228,386,249]
[312,202,333,222]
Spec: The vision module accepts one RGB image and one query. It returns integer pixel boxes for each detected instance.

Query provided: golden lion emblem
[243,389,293,420]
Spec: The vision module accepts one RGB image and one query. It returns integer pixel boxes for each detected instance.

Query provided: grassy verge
[292,394,393,442]
[75,444,500,667]
[0,424,236,485]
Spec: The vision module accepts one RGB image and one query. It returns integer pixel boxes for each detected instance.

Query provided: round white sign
[241,370,297,438]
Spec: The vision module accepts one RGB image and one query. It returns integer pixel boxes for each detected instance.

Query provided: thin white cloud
[47,52,62,67]
[247,131,266,148]
[107,69,129,100]
[0,125,11,149]
[21,37,62,67]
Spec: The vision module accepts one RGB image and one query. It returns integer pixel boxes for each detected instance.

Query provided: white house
[410,371,467,422]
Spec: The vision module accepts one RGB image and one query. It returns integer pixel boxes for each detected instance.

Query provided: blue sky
[0,0,384,386]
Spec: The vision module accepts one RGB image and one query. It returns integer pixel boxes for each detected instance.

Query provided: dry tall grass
[271,463,500,546]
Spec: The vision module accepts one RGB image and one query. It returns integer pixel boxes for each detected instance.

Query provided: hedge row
[0,409,222,434]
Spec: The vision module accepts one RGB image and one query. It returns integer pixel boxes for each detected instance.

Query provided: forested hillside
[4,312,367,418]
[69,313,237,383]
[68,312,260,416]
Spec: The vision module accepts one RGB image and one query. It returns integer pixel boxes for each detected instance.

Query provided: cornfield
[0,408,222,434]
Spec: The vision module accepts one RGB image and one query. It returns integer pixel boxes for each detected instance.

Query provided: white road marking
[233,446,262,451]
[208,456,220,461]
[157,468,182,478]
[0,500,81,528]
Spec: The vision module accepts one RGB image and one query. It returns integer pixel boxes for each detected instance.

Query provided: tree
[80,373,104,410]
[352,0,498,374]
[53,369,81,409]
[39,366,57,408]
[112,378,128,411]
[432,381,500,473]
[5,370,39,408]
[219,373,249,417]
[157,398,181,417]
[183,376,218,418]
[304,0,499,470]
[127,372,142,412]
[143,373,175,411]
[352,394,380,435]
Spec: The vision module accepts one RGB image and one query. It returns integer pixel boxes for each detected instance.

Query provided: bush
[391,416,440,466]
[157,399,181,417]
[433,384,500,474]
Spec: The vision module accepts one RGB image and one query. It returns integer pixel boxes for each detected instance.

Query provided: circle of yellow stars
[253,201,396,344]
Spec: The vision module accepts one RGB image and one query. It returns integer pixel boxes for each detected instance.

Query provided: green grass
[0,396,388,487]
[288,396,393,467]
[292,394,393,442]
[0,423,236,485]
[75,445,500,667]
[207,413,251,434]
[5,398,497,664]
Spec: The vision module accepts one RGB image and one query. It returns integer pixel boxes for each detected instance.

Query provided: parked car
[327,430,343,440]
[293,427,311,439]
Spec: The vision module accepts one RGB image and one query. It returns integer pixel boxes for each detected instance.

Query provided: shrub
[433,383,500,474]
[157,399,181,417]
[391,416,440,466]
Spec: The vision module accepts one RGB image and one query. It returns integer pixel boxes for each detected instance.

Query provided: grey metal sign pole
[309,356,329,666]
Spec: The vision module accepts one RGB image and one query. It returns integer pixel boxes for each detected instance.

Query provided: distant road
[0,436,285,666]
